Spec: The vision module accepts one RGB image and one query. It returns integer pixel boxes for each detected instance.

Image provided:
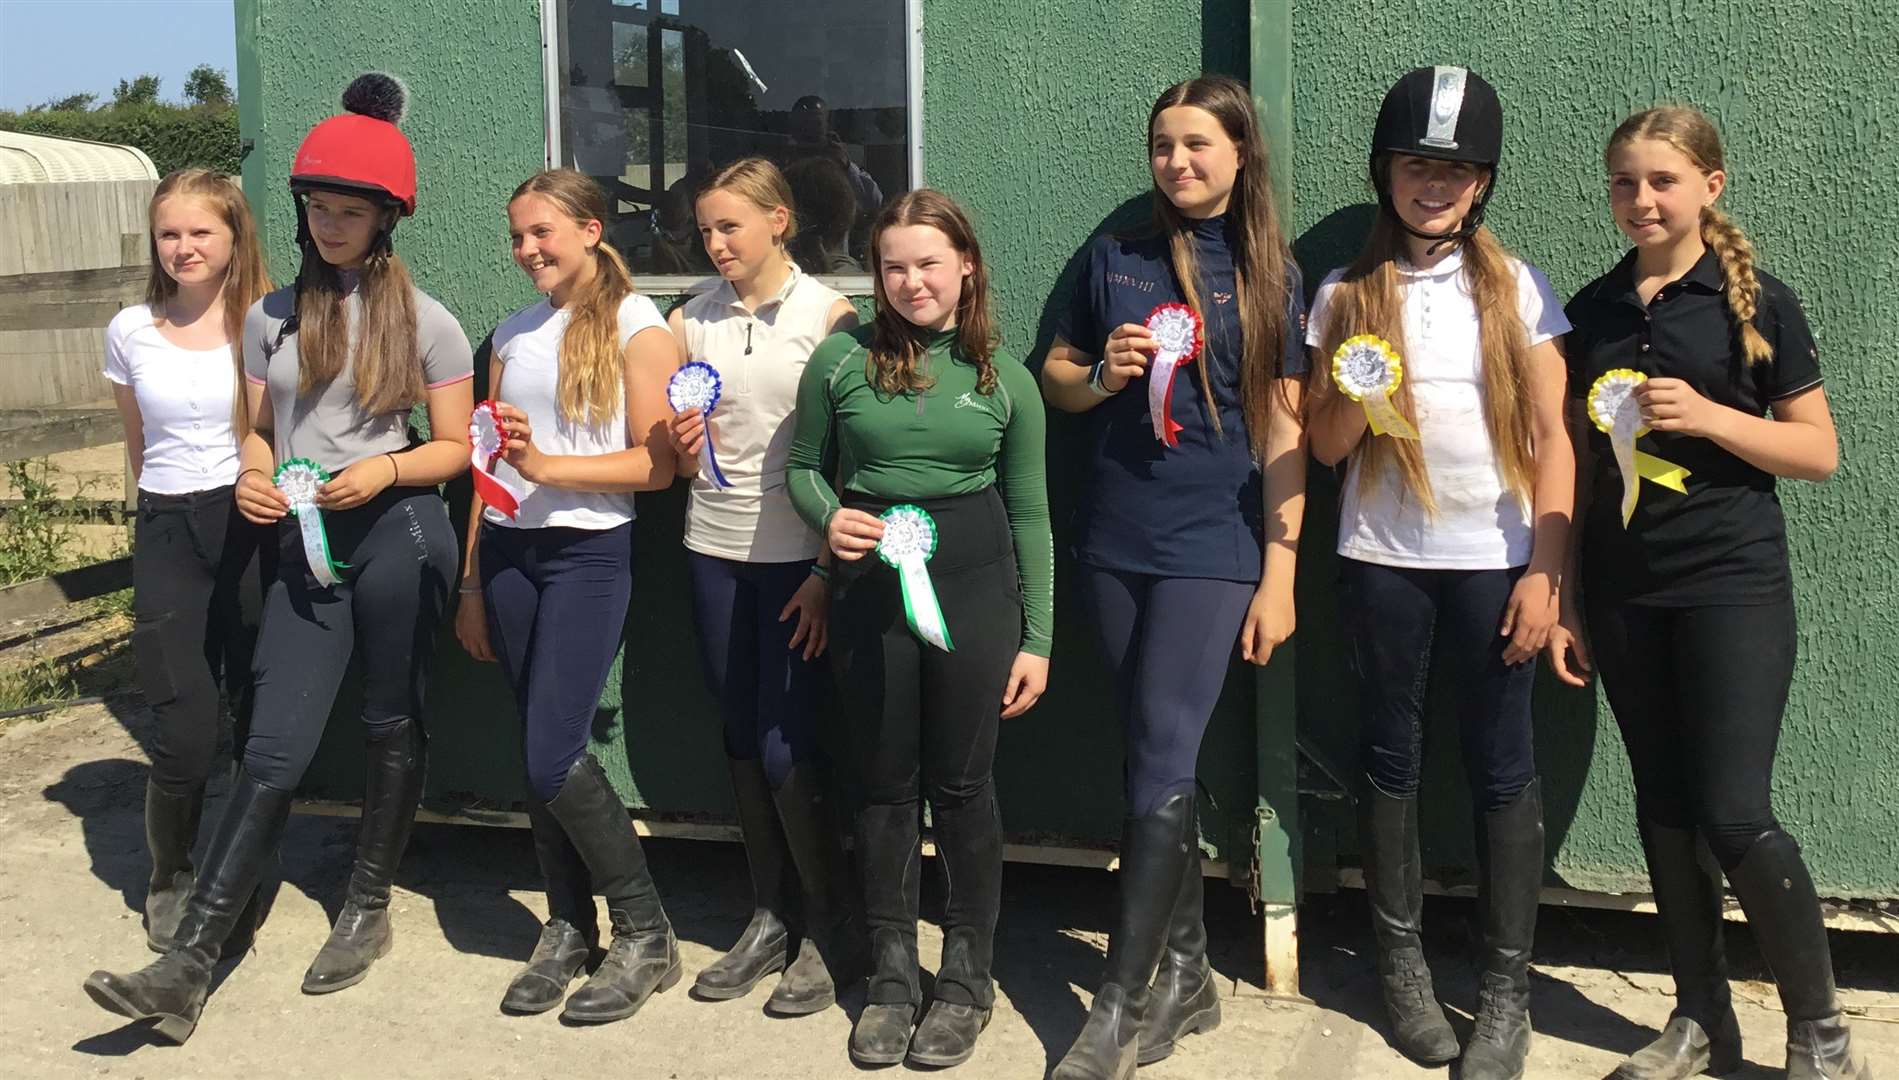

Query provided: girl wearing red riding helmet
[84,73,475,1043]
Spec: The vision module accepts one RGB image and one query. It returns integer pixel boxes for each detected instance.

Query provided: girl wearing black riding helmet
[1305,66,1574,1080]
[83,72,476,1043]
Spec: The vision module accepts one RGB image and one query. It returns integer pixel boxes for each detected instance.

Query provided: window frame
[536,0,923,296]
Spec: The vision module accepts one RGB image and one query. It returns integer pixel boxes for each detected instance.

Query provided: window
[544,0,919,288]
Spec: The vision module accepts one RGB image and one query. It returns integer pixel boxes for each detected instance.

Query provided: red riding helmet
[290,73,416,216]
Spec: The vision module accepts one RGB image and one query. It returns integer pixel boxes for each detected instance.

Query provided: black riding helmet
[1371,66,1503,252]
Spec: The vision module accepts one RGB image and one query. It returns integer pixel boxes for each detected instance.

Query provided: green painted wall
[1286,0,1899,897]
[242,0,1899,896]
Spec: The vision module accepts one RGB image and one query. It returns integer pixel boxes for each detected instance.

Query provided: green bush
[0,103,239,177]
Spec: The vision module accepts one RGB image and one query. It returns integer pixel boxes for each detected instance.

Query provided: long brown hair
[1312,165,1536,515]
[866,189,999,396]
[1606,105,1773,366]
[511,169,638,427]
[293,195,422,414]
[1147,75,1292,460]
[144,168,272,438]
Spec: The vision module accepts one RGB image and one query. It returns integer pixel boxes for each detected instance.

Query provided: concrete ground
[4,697,1896,1079]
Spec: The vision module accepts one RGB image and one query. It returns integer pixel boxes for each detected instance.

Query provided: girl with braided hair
[1555,105,1862,1080]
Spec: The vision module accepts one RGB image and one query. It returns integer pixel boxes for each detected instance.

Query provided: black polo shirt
[1564,248,1822,607]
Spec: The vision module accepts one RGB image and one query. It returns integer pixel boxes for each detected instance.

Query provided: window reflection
[554,0,912,279]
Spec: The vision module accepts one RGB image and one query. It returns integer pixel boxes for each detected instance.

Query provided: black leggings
[131,485,273,794]
[242,488,458,792]
[686,552,822,788]
[1585,596,1797,870]
[1341,558,1538,812]
[1081,568,1255,817]
[831,486,1022,1008]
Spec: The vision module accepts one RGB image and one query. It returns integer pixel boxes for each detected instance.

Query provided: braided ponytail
[1608,106,1775,367]
[1699,205,1774,367]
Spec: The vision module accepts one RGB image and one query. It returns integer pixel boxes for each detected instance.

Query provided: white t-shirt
[677,266,840,563]
[484,292,670,530]
[1307,249,1570,570]
[104,304,243,495]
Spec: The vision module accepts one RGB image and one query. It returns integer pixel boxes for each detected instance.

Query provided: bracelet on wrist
[1087,360,1116,397]
[809,564,831,582]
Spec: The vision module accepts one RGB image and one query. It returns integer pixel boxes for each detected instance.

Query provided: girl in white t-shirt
[453,168,682,1025]
[105,168,274,956]
[664,158,859,1016]
[1304,68,1572,1080]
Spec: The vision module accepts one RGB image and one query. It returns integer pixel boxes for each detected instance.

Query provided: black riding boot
[1361,784,1460,1064]
[850,800,922,1066]
[1139,794,1222,1065]
[1727,831,1872,1080]
[1460,780,1545,1080]
[694,756,791,1000]
[144,780,204,953]
[1054,792,1197,1080]
[907,786,1001,1068]
[500,796,598,1014]
[547,754,680,1024]
[1607,822,1742,1080]
[768,760,861,1015]
[85,769,292,1044]
[303,718,425,993]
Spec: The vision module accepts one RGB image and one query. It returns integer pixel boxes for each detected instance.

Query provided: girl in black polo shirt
[1557,106,1863,1080]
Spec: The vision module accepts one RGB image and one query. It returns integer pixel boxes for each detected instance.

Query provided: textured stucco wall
[247,0,1899,894]
[1287,0,1899,896]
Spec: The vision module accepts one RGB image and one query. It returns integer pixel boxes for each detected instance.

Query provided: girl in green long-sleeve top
[784,189,1050,1070]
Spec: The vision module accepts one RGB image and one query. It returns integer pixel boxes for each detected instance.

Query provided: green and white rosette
[275,458,347,586]
[877,504,953,653]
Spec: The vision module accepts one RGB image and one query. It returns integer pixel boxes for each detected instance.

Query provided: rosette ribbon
[275,458,348,587]
[1587,368,1691,526]
[668,361,731,489]
[1330,334,1421,440]
[468,400,522,520]
[1143,302,1203,447]
[877,504,953,653]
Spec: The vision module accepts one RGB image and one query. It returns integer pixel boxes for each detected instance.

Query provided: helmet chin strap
[1376,168,1498,258]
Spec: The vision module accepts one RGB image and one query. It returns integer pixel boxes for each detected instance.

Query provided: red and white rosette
[1144,302,1203,448]
[468,400,523,519]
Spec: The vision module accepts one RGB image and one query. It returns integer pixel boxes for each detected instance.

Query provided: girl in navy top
[1559,106,1862,1080]
[1040,74,1307,1077]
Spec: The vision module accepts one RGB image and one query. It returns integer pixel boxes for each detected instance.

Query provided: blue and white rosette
[275,458,347,587]
[668,360,731,489]
[877,504,953,653]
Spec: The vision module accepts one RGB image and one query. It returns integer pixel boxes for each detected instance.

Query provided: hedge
[0,104,240,177]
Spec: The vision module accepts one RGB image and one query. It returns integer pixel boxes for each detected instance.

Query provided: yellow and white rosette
[1330,334,1420,440]
[1587,368,1691,526]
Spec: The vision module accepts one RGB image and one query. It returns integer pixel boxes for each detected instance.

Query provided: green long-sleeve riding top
[785,325,1053,657]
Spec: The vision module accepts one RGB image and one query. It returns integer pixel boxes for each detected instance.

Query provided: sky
[0,0,237,111]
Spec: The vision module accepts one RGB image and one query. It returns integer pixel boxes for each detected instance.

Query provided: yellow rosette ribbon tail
[1587,368,1691,526]
[1330,334,1420,440]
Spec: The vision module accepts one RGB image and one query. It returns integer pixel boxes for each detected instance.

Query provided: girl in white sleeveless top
[665,158,860,1015]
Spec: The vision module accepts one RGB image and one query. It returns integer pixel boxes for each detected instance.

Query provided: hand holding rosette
[1144,302,1203,447]
[668,361,731,489]
[878,504,953,652]
[276,458,349,586]
[468,400,523,519]
[1587,369,1691,526]
[1330,334,1421,440]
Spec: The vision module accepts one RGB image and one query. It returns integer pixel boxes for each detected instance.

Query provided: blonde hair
[145,169,273,438]
[510,169,638,428]
[1607,105,1773,367]
[293,198,423,415]
[695,156,798,242]
[1312,200,1536,515]
[1147,76,1294,460]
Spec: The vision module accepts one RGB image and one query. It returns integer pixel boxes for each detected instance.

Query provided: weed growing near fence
[0,458,96,586]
